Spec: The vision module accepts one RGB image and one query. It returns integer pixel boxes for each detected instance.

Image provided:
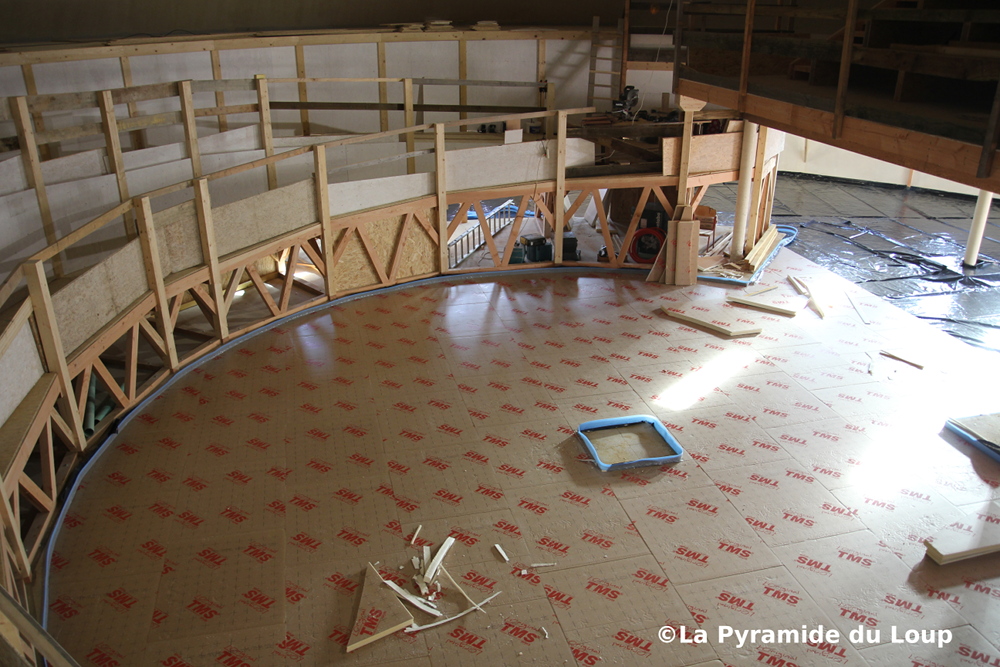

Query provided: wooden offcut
[347,564,414,652]
[660,302,762,338]
[924,502,1000,565]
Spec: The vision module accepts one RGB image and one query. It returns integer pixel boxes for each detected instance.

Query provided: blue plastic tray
[577,414,684,472]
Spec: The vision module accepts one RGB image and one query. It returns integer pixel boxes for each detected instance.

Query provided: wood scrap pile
[699,225,785,278]
[471,20,500,30]
[346,532,504,653]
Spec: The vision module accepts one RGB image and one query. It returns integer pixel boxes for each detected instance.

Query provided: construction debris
[410,524,422,545]
[879,349,924,369]
[383,578,443,617]
[530,563,558,568]
[440,566,486,613]
[924,501,1000,565]
[494,544,509,562]
[423,536,455,585]
[661,302,762,338]
[346,564,415,652]
[726,288,807,317]
[404,591,503,633]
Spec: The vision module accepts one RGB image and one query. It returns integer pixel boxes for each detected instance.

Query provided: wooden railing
[0,71,749,663]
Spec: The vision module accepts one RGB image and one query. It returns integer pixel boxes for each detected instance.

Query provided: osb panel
[103,240,148,312]
[395,211,438,280]
[0,319,45,427]
[52,261,120,356]
[332,229,379,293]
[365,215,405,275]
[663,133,742,177]
[153,200,204,276]
[213,179,317,258]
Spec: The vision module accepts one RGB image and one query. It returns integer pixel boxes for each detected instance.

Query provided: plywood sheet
[333,229,380,293]
[0,318,45,427]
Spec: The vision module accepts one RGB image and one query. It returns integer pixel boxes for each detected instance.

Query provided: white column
[731,121,758,260]
[964,189,995,267]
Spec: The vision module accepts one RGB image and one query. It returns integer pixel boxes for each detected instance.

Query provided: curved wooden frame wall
[0,74,748,664]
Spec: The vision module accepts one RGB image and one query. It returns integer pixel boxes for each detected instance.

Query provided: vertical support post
[746,125,770,253]
[377,42,389,133]
[739,0,757,112]
[620,0,631,96]
[98,90,136,239]
[11,97,63,276]
[119,56,146,149]
[24,260,86,451]
[965,190,995,268]
[833,0,860,139]
[977,81,1000,179]
[20,64,51,159]
[178,80,203,179]
[536,39,547,108]
[731,120,758,260]
[314,145,335,296]
[673,0,684,91]
[193,179,229,340]
[677,109,694,206]
[135,197,179,371]
[545,82,556,138]
[295,44,311,136]
[554,110,568,265]
[210,50,229,133]
[404,78,416,174]
[255,75,278,189]
[458,40,468,131]
[435,123,449,273]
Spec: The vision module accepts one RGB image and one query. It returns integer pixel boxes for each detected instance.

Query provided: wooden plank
[661,302,762,338]
[677,108,694,204]
[193,103,259,117]
[179,80,203,178]
[135,197,180,371]
[739,0,757,112]
[11,97,62,276]
[210,50,228,132]
[388,213,414,280]
[746,126,769,252]
[255,76,277,189]
[24,260,86,451]
[435,124,448,272]
[592,193,619,268]
[537,38,547,108]
[674,218,699,286]
[356,227,391,285]
[377,42,389,133]
[833,0,860,139]
[98,90,135,240]
[314,146,335,296]
[501,196,531,266]
[279,244,300,310]
[194,179,229,339]
[471,201,501,266]
[458,40,468,129]
[246,265,281,316]
[412,210,439,244]
[295,44,311,136]
[91,356,128,408]
[224,266,246,311]
[119,56,146,149]
[125,323,139,401]
[615,187,652,266]
[554,110,568,265]
[403,78,415,174]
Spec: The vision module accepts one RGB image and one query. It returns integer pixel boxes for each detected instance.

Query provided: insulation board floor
[46,251,1000,666]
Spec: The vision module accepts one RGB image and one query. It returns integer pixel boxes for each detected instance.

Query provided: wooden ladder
[587,17,624,108]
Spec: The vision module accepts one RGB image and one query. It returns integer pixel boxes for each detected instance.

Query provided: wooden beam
[739,0,757,113]
[403,78,416,174]
[621,0,631,96]
[119,56,146,149]
[746,126,770,252]
[435,123,448,272]
[125,323,139,401]
[11,97,62,276]
[135,197,179,371]
[279,244,300,310]
[979,82,1000,179]
[246,265,280,316]
[98,89,137,241]
[458,40,468,131]
[210,50,228,132]
[178,80,203,178]
[24,260,87,451]
[295,44,311,136]
[833,0,860,139]
[501,196,531,266]
[377,42,389,133]
[677,108,694,205]
[91,356,128,408]
[193,179,229,339]
[554,110,568,264]
[255,76,277,189]
[537,38,547,108]
[389,213,414,280]
[314,146,335,296]
[616,186,652,266]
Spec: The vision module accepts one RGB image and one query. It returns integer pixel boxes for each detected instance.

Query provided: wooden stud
[501,196,531,265]
[246,264,281,316]
[118,56,146,149]
[193,179,229,339]
[458,40,468,131]
[677,108,694,205]
[39,420,57,499]
[435,123,448,272]
[137,315,168,359]
[738,0,757,112]
[621,0,631,96]
[545,82,556,138]
[471,201,501,266]
[403,78,416,174]
[11,97,63,276]
[536,39,547,108]
[224,266,246,311]
[615,187,652,266]
[135,197,180,371]
[388,213,414,280]
[554,110,568,264]
[210,50,229,133]
[833,0,860,139]
[20,63,51,160]
[24,260,87,451]
[592,193,619,268]
[674,218,699,286]
[356,227,391,284]
[314,146,336,296]
[255,76,278,189]
[179,80,203,178]
[295,45,311,136]
[91,357,128,408]
[125,323,139,401]
[377,42,389,133]
[746,126,769,253]
[279,244,301,310]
